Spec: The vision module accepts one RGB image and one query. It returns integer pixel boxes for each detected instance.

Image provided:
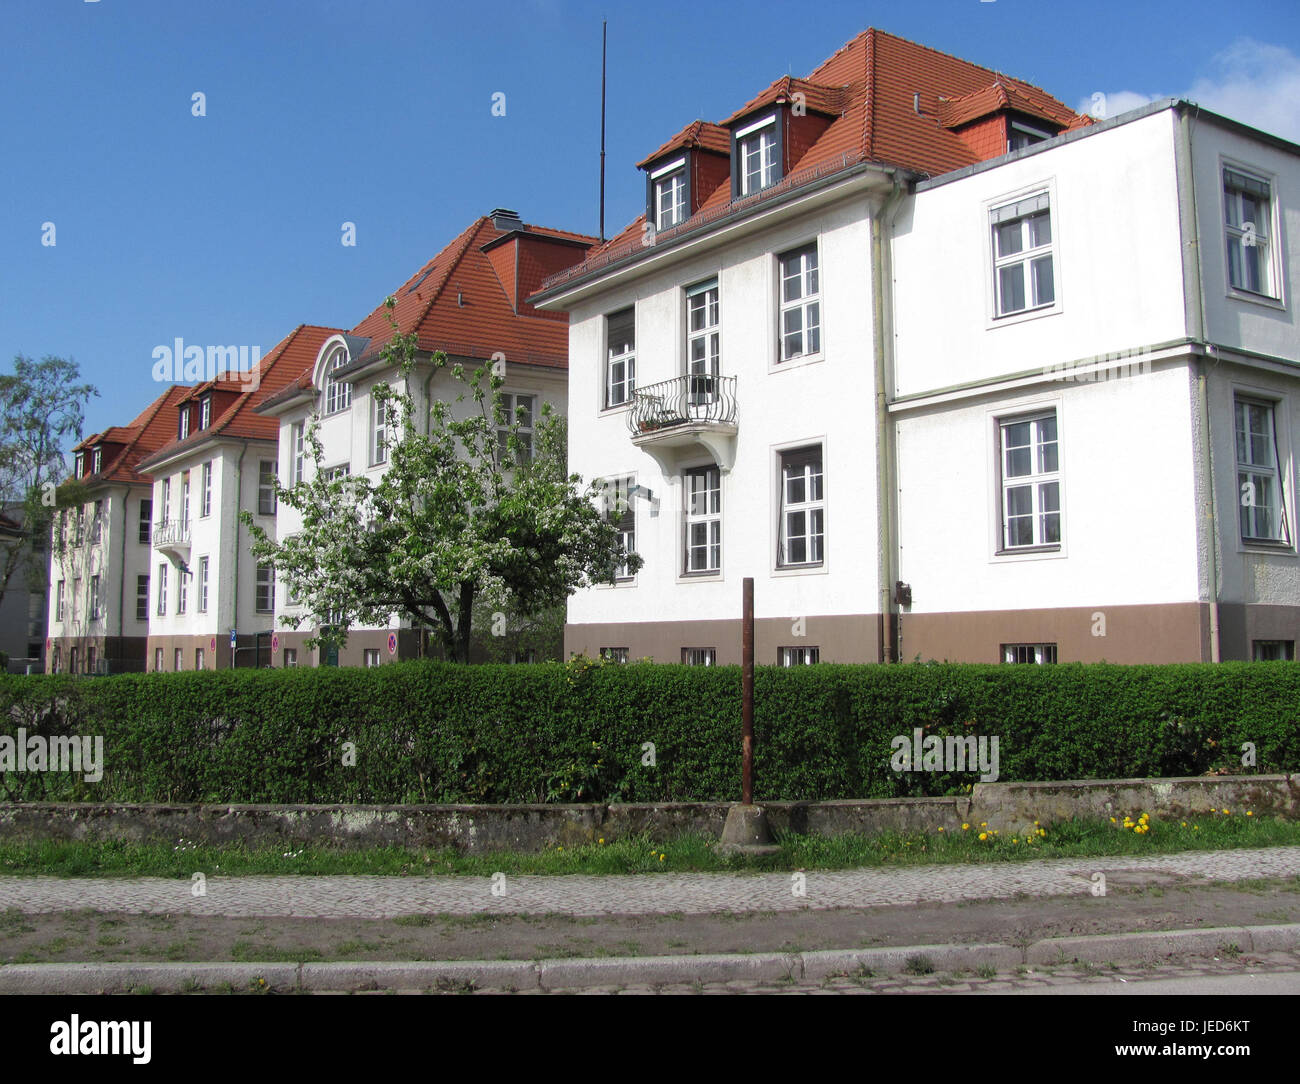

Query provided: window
[198,556,209,612]
[55,580,64,622]
[371,390,388,465]
[686,280,720,402]
[364,648,380,668]
[52,645,61,673]
[283,648,298,668]
[160,478,171,523]
[1002,643,1058,664]
[323,464,350,482]
[136,575,149,621]
[255,563,274,612]
[292,422,305,485]
[736,115,777,195]
[201,462,212,517]
[177,566,188,614]
[200,396,211,430]
[68,647,78,674]
[71,577,80,622]
[682,647,716,666]
[181,473,190,524]
[1252,640,1295,661]
[999,412,1061,550]
[1235,398,1290,544]
[154,647,163,673]
[778,245,820,361]
[683,465,721,574]
[324,348,351,415]
[139,499,152,544]
[605,309,636,408]
[91,500,103,543]
[157,563,168,615]
[603,476,636,581]
[512,649,538,664]
[779,646,819,666]
[174,648,184,672]
[600,647,629,663]
[73,507,84,545]
[991,192,1054,316]
[90,575,101,620]
[1224,167,1277,298]
[87,646,96,675]
[257,461,277,515]
[92,446,102,474]
[196,647,205,670]
[652,158,687,230]
[778,446,824,567]
[1008,121,1053,152]
[74,452,84,477]
[179,406,190,440]
[496,393,535,464]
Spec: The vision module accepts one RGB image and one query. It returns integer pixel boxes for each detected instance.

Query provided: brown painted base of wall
[568,602,1299,664]
[1,776,1293,852]
[47,636,146,675]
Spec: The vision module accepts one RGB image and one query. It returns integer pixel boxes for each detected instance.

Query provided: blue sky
[3,0,1298,442]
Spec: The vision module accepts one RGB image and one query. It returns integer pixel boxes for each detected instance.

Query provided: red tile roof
[636,120,733,169]
[136,324,342,470]
[538,28,1092,295]
[347,215,597,370]
[72,385,192,487]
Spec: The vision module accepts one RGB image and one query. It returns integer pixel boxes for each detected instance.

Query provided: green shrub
[0,660,1296,804]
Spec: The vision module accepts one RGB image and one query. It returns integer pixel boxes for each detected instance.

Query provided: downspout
[873,175,906,662]
[115,486,127,672]
[1176,103,1220,661]
[233,440,249,669]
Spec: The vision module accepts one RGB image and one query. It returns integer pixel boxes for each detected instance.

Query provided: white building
[134,325,341,670]
[46,386,189,673]
[533,28,1300,664]
[255,209,594,666]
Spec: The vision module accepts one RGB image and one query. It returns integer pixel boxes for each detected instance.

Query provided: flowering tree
[243,301,640,662]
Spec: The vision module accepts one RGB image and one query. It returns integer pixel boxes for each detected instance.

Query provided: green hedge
[1,660,1297,804]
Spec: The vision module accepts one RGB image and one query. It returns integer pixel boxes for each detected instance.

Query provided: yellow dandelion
[979,832,988,841]
[938,827,945,833]
[1246,811,1253,817]
[980,822,988,828]
[599,838,605,844]
[962,823,970,831]
[660,854,665,862]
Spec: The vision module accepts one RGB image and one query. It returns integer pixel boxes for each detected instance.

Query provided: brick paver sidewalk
[1,845,1296,918]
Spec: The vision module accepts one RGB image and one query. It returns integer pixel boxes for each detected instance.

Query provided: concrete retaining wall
[0,775,1295,853]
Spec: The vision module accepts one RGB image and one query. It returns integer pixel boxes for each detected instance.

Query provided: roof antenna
[599,19,607,243]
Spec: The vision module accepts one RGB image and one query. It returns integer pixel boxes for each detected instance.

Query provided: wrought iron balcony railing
[152,519,191,548]
[626,374,737,436]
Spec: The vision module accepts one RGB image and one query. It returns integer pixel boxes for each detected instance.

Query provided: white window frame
[154,647,163,672]
[91,499,103,543]
[682,647,716,666]
[686,279,720,399]
[736,115,777,195]
[1234,394,1292,548]
[292,421,305,485]
[196,647,205,670]
[255,563,275,613]
[283,648,298,668]
[605,309,636,410]
[1002,643,1058,664]
[371,389,388,466]
[91,447,102,473]
[652,157,688,231]
[776,444,825,569]
[997,409,1062,553]
[174,647,184,672]
[496,392,536,465]
[1222,161,1283,305]
[90,575,101,620]
[777,243,821,364]
[55,580,64,622]
[599,647,629,664]
[160,478,171,523]
[324,348,352,415]
[177,566,188,614]
[599,475,637,584]
[779,646,819,666]
[257,460,277,516]
[136,575,149,622]
[198,555,209,613]
[201,462,212,517]
[682,464,722,577]
[179,407,190,441]
[1008,121,1053,153]
[990,189,1056,319]
[200,396,211,430]
[157,563,168,616]
[181,474,190,525]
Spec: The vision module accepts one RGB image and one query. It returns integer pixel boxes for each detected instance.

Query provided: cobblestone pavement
[1,846,1297,918]
[352,952,1300,995]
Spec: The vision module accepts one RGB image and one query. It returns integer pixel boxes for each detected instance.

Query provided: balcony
[626,374,738,475]
[152,519,191,564]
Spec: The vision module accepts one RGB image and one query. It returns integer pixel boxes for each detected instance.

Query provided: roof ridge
[410,217,487,337]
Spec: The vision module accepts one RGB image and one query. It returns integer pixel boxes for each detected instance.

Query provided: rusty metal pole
[742,576,754,805]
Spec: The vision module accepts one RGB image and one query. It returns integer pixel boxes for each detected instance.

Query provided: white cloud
[1078,38,1300,143]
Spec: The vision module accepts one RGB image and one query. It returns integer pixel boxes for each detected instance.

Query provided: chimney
[489,207,524,231]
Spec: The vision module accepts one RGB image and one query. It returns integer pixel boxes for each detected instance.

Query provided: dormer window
[199,396,211,430]
[178,406,190,440]
[735,115,778,196]
[651,157,688,230]
[324,348,352,415]
[91,447,102,474]
[1008,120,1054,153]
[74,452,84,477]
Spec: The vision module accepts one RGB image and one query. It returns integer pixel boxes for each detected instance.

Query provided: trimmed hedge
[1,660,1297,804]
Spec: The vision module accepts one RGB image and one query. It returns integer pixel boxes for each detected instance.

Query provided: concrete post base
[717,803,782,856]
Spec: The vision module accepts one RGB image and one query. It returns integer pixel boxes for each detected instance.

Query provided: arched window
[324,348,352,414]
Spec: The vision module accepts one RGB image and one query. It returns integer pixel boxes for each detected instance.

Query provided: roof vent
[913,92,921,115]
[489,208,524,231]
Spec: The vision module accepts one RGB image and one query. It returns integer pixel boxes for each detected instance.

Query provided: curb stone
[1,923,1297,993]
